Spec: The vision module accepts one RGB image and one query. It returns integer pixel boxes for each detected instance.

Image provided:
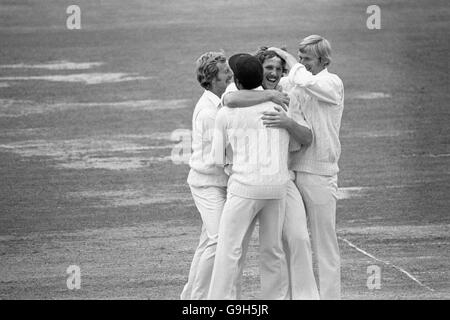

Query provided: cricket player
[269,35,344,300]
[181,51,289,300]
[180,51,232,300]
[207,53,291,300]
[221,47,320,300]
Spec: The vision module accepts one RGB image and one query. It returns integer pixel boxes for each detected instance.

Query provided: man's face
[211,61,233,96]
[261,56,284,90]
[298,51,324,75]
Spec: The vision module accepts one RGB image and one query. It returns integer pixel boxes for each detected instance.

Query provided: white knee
[283,227,310,247]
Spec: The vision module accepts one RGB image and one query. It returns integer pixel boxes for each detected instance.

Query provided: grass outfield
[0,0,449,299]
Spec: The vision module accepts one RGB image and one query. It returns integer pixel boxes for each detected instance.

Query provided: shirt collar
[204,90,221,108]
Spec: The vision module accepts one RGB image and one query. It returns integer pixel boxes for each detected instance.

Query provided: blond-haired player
[270,35,344,300]
[180,51,232,300]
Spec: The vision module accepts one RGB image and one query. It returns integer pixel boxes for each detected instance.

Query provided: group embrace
[180,35,344,300]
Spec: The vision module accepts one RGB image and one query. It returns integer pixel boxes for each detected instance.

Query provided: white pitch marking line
[429,153,450,158]
[402,153,450,158]
[338,236,435,292]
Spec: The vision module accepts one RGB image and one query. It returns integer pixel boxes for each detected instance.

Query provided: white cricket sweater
[187,90,228,187]
[285,63,344,176]
[210,88,290,199]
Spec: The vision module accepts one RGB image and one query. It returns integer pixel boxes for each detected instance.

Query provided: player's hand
[261,105,293,129]
[267,90,289,111]
[268,47,297,70]
[268,47,286,58]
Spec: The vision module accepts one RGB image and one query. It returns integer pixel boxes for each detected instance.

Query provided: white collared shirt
[187,90,228,187]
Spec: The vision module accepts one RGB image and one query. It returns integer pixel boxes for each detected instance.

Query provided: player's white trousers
[208,193,289,300]
[180,186,226,300]
[283,180,320,300]
[295,172,341,300]
[181,186,252,300]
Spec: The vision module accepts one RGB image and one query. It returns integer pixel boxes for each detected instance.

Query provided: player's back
[220,101,290,199]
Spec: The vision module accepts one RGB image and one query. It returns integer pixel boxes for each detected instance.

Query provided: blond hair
[298,35,332,67]
[195,51,227,90]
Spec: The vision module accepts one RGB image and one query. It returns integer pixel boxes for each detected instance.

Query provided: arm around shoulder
[224,89,275,108]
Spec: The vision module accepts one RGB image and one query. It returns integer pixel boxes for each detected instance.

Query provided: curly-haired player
[180,51,233,300]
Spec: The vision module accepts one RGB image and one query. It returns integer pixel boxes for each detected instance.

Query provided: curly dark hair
[254,46,287,72]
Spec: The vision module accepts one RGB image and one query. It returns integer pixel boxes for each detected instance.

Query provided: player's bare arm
[261,105,312,146]
[224,89,289,111]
